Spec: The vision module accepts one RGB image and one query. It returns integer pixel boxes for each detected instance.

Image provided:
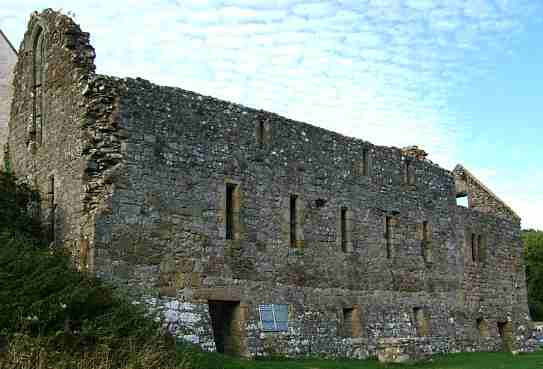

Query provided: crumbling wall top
[453,164,520,223]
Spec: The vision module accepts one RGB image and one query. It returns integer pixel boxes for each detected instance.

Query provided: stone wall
[87,75,530,357]
[7,10,96,265]
[453,165,520,223]
[7,9,533,360]
[0,30,17,170]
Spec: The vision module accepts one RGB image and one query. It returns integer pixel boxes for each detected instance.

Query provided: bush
[0,171,41,241]
[0,170,224,368]
[0,237,159,340]
[523,229,543,321]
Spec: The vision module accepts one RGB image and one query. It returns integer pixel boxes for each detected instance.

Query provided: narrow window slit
[32,26,45,145]
[471,233,477,262]
[362,148,369,176]
[385,216,392,259]
[225,183,236,240]
[341,207,347,252]
[422,221,429,242]
[49,175,55,244]
[290,194,298,248]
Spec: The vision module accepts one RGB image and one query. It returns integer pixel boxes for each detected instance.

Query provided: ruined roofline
[25,8,448,176]
[22,8,448,175]
[453,164,520,220]
[0,29,18,55]
[102,75,448,174]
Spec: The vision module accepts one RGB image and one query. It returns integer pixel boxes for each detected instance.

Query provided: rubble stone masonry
[7,10,535,359]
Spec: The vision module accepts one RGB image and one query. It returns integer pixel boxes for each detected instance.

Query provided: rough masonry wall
[457,207,530,351]
[88,77,529,357]
[0,30,17,170]
[8,10,96,263]
[453,165,520,223]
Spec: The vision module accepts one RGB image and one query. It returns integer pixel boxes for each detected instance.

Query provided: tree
[523,229,543,321]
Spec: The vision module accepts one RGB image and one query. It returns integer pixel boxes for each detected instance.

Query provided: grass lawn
[223,350,543,369]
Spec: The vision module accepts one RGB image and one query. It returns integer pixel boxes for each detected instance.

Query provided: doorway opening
[209,300,243,355]
[497,321,513,352]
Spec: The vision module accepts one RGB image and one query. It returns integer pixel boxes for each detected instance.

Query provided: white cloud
[291,2,338,19]
[1,0,542,228]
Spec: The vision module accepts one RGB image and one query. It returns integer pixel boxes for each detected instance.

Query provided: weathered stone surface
[377,337,432,363]
[7,9,534,360]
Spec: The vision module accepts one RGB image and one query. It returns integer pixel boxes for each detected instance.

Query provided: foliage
[523,229,543,321]
[0,171,41,241]
[3,156,11,176]
[0,171,158,345]
[0,334,223,369]
[0,170,223,368]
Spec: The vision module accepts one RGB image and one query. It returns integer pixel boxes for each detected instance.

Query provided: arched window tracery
[32,25,45,145]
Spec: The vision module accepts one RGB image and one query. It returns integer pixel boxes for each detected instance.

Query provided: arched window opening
[32,26,45,145]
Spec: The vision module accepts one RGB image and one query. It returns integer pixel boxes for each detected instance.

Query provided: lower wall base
[139,296,535,359]
[144,297,216,352]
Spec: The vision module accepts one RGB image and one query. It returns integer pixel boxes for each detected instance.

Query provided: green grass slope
[223,351,543,369]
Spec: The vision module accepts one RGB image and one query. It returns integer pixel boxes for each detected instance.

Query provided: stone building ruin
[5,10,534,360]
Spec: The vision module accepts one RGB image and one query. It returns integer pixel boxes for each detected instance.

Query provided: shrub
[0,170,221,368]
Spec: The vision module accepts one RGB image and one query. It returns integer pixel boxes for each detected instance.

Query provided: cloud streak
[1,0,542,228]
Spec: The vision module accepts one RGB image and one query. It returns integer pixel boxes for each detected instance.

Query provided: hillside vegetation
[0,170,221,368]
[523,229,543,321]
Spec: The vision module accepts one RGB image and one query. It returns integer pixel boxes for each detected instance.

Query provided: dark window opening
[341,207,347,252]
[315,198,327,208]
[48,175,55,244]
[257,120,265,148]
[362,148,369,176]
[290,195,298,248]
[49,175,55,206]
[385,216,392,259]
[342,308,354,337]
[422,221,429,242]
[471,233,477,263]
[225,183,236,240]
[497,321,513,352]
[404,159,415,185]
[404,160,410,184]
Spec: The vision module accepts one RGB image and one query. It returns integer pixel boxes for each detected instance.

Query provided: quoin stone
[4,9,536,360]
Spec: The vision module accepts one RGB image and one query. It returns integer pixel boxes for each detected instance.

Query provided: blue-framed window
[259,304,288,332]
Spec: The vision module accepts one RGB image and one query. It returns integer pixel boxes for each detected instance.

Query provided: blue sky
[1,0,542,230]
